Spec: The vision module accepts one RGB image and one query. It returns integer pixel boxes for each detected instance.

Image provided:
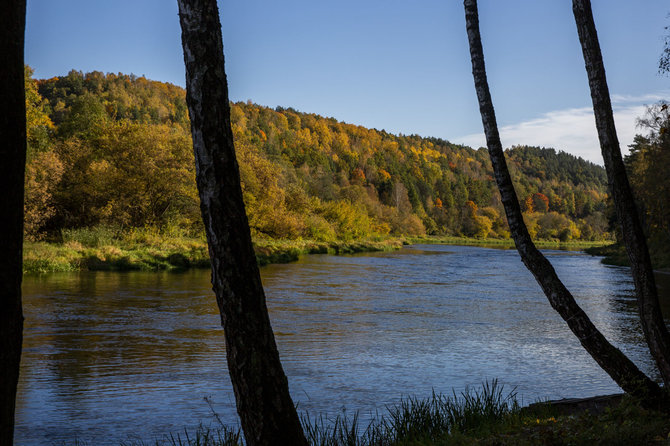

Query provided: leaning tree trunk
[0,1,27,445]
[463,0,668,408]
[177,1,308,445]
[573,0,670,387]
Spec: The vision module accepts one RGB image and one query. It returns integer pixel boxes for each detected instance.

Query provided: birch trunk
[177,1,307,444]
[572,0,670,387]
[463,0,668,408]
[0,1,26,444]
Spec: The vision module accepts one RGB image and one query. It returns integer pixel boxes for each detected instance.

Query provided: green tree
[24,151,64,239]
[24,66,53,158]
[626,103,670,238]
[57,92,108,139]
[53,122,198,228]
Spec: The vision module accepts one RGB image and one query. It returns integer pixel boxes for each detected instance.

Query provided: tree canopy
[25,69,612,244]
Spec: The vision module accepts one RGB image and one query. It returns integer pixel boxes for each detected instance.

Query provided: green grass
[24,226,211,274]
[22,226,615,275]
[252,237,404,266]
[61,382,670,445]
[409,235,610,251]
[23,226,404,274]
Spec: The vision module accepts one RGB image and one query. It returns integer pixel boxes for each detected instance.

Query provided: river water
[15,244,670,445]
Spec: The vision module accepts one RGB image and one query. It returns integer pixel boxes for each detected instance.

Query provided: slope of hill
[25,69,611,244]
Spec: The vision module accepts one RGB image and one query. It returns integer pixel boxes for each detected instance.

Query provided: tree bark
[176,1,307,444]
[463,0,668,408]
[572,0,670,387]
[0,1,26,444]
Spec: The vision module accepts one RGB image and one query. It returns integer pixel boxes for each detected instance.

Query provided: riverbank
[115,390,670,445]
[409,235,610,251]
[23,230,404,274]
[585,240,670,272]
[309,394,670,445]
[23,228,614,275]
[584,243,628,266]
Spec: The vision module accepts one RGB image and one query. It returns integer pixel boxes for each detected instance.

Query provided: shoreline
[22,237,405,275]
[408,235,610,251]
[22,235,610,275]
[584,243,670,273]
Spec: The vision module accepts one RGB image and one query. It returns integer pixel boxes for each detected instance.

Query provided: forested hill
[25,68,611,242]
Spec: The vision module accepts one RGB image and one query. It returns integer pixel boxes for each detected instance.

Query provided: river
[14,244,670,445]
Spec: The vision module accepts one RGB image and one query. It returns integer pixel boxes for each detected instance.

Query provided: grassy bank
[251,237,404,266]
[23,227,404,274]
[70,383,670,445]
[584,243,629,267]
[24,226,616,275]
[584,234,670,271]
[409,235,611,251]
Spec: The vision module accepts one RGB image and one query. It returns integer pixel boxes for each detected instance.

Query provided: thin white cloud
[610,93,667,104]
[455,91,669,165]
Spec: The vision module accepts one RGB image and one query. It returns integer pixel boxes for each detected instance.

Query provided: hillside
[25,68,612,243]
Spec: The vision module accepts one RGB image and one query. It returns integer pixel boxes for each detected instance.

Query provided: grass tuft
[116,424,242,446]
[54,382,670,445]
[299,379,520,446]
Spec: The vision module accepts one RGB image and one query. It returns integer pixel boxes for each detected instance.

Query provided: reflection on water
[15,245,670,445]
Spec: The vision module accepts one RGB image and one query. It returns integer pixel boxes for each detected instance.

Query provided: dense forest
[24,67,613,243]
[622,101,670,266]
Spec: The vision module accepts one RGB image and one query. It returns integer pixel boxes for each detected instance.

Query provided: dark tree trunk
[572,0,670,387]
[463,0,668,408]
[0,1,26,444]
[177,1,307,444]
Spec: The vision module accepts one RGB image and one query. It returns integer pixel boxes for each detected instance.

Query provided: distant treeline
[24,68,614,243]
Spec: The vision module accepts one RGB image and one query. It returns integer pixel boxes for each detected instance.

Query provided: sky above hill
[25,1,669,164]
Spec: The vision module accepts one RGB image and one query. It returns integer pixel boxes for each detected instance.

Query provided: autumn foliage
[24,69,613,243]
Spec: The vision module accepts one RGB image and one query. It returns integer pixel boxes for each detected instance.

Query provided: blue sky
[25,1,669,164]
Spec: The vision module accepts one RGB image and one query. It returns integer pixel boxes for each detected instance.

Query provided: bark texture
[573,0,670,387]
[177,1,307,445]
[0,1,26,444]
[463,0,668,408]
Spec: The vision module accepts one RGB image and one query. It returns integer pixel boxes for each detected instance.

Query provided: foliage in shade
[584,104,670,271]
[625,102,670,257]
